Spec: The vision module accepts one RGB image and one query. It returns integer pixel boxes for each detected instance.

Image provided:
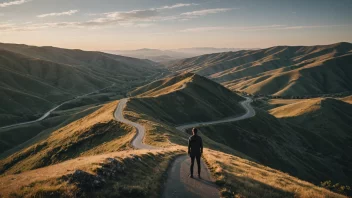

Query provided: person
[188,127,203,178]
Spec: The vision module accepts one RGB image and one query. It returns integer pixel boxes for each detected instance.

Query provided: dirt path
[114,97,255,198]
[161,155,219,198]
[114,98,157,150]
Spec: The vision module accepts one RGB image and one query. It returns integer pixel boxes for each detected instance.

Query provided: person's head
[192,128,198,135]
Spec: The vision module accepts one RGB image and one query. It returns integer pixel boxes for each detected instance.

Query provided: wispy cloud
[180,26,228,32]
[0,4,248,31]
[179,24,349,33]
[180,8,234,17]
[158,3,198,10]
[37,10,79,18]
[0,0,30,8]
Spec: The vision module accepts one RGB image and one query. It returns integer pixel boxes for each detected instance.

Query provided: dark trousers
[190,155,201,176]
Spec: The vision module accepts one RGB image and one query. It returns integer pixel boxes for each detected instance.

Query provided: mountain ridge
[166,42,352,97]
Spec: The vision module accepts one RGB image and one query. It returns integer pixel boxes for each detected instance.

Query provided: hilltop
[128,73,245,126]
[166,42,352,96]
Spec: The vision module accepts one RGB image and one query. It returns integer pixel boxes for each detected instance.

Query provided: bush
[320,180,351,196]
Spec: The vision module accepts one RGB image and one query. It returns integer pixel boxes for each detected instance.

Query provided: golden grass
[269,98,323,118]
[123,109,189,148]
[0,101,135,175]
[0,147,185,197]
[133,74,193,98]
[203,149,345,198]
[342,95,352,104]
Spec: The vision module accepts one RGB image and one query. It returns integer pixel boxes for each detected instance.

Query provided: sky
[0,0,351,50]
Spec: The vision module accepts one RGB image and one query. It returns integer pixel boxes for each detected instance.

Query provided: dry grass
[342,95,352,104]
[203,149,345,198]
[130,73,193,97]
[269,98,323,118]
[0,147,185,198]
[0,101,135,175]
[123,109,189,148]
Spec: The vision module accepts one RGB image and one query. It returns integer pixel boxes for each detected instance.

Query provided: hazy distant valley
[105,47,250,62]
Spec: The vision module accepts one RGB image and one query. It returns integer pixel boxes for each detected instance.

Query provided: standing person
[188,128,203,178]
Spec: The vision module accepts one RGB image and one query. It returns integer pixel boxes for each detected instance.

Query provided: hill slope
[0,43,166,127]
[0,49,111,126]
[269,98,352,157]
[127,73,245,126]
[0,42,161,81]
[167,42,352,96]
[0,101,135,175]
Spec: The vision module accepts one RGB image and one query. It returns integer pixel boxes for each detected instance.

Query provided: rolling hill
[0,43,165,127]
[0,72,347,197]
[0,101,134,175]
[104,47,247,62]
[127,73,245,126]
[166,42,352,97]
[128,73,352,186]
[269,98,352,158]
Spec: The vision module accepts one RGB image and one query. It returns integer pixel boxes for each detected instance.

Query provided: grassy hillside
[167,42,352,96]
[0,104,103,156]
[269,98,352,159]
[0,42,166,128]
[199,106,352,185]
[0,101,135,175]
[0,148,184,198]
[0,73,348,197]
[204,149,345,198]
[0,42,163,82]
[127,73,245,126]
[0,49,110,127]
[342,95,352,104]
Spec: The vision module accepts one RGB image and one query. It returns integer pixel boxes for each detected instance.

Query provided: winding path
[113,96,255,198]
[0,84,115,130]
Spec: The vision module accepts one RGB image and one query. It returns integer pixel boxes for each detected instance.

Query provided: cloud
[158,3,198,10]
[180,8,233,17]
[0,0,30,8]
[78,9,159,27]
[179,24,349,33]
[180,26,228,32]
[37,10,79,18]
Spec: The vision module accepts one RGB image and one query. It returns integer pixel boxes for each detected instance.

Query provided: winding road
[176,97,255,132]
[114,98,157,150]
[114,96,255,198]
[0,84,115,130]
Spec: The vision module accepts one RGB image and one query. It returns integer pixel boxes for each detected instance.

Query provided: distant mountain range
[104,47,251,62]
[166,42,352,97]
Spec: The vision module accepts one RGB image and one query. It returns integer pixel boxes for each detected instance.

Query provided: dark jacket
[188,135,203,156]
